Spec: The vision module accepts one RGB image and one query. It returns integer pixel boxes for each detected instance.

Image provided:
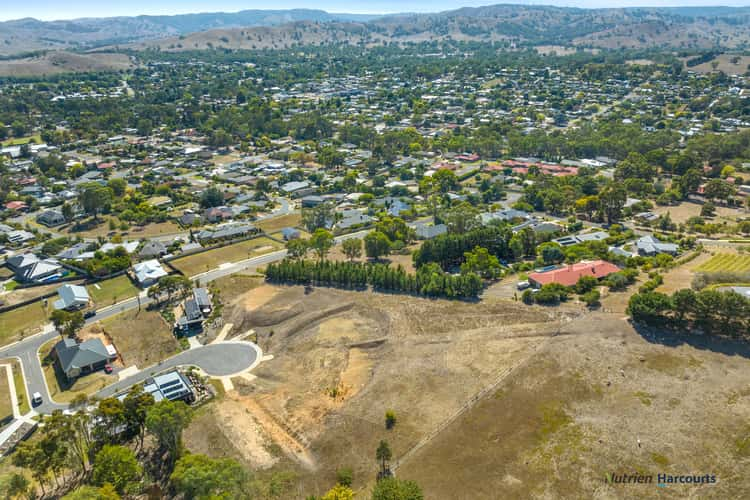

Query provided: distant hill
[0,9,381,55]
[141,4,750,53]
[2,4,750,57]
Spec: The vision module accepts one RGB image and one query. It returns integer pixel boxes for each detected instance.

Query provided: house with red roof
[528,260,620,288]
[4,201,28,211]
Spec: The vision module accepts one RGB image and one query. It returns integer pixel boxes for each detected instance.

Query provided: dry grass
[100,309,178,368]
[170,237,282,277]
[255,214,302,234]
[0,52,134,77]
[0,302,49,347]
[86,275,139,306]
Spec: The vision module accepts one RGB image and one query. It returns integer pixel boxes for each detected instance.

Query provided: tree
[309,229,334,261]
[372,477,424,500]
[170,454,247,499]
[442,203,479,234]
[146,400,192,459]
[376,440,392,477]
[50,309,85,339]
[286,238,308,259]
[93,398,127,446]
[598,184,626,224]
[627,291,673,325]
[431,169,458,193]
[385,410,397,430]
[582,290,601,308]
[12,441,49,496]
[199,186,224,208]
[322,484,355,500]
[703,179,735,203]
[365,231,392,260]
[123,385,155,450]
[342,238,362,261]
[4,473,29,499]
[336,467,353,487]
[302,203,334,232]
[539,243,564,265]
[62,484,120,500]
[92,445,141,494]
[107,178,127,198]
[78,183,113,220]
[460,246,502,279]
[62,202,75,222]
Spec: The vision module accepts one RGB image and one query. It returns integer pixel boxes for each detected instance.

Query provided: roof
[54,284,90,310]
[528,260,620,287]
[133,259,167,284]
[55,338,113,373]
[139,240,167,257]
[140,370,193,403]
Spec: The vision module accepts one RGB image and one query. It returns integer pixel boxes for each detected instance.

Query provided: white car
[31,392,43,406]
[516,280,530,291]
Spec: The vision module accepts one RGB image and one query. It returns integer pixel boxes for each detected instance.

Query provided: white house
[54,284,90,310]
[133,260,168,287]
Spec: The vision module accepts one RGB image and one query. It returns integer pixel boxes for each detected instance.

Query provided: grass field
[0,302,49,347]
[8,359,29,415]
[695,253,750,273]
[255,213,301,234]
[61,217,182,239]
[0,135,41,147]
[170,237,282,277]
[39,339,112,404]
[87,275,139,306]
[101,309,178,368]
[0,367,12,427]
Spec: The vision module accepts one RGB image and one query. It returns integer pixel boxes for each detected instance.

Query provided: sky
[3,0,750,21]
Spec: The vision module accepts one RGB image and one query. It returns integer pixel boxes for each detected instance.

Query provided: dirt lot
[652,200,745,225]
[170,237,282,277]
[99,309,178,369]
[0,52,135,77]
[186,284,578,495]
[181,281,750,498]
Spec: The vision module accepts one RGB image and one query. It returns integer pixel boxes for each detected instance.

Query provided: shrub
[385,410,397,430]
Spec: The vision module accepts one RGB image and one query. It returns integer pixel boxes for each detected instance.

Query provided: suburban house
[53,284,90,311]
[635,235,679,256]
[414,222,448,240]
[281,227,301,240]
[553,231,610,247]
[4,229,34,247]
[36,210,66,227]
[132,259,168,287]
[54,337,117,380]
[138,240,168,260]
[134,370,195,403]
[6,253,63,283]
[203,206,234,223]
[528,260,620,288]
[175,288,212,335]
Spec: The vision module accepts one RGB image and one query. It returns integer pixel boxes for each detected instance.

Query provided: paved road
[0,226,370,415]
[94,341,260,400]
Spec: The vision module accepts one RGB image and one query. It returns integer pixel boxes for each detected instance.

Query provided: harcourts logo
[605,472,717,487]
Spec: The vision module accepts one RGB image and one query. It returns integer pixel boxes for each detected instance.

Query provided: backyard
[169,237,282,277]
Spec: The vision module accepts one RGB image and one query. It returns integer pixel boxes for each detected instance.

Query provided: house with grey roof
[53,284,90,311]
[138,241,168,260]
[36,210,66,227]
[635,235,679,256]
[54,337,117,380]
[414,223,448,240]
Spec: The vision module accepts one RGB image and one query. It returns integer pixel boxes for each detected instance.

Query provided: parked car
[84,310,96,319]
[104,364,113,374]
[516,280,530,291]
[32,392,43,406]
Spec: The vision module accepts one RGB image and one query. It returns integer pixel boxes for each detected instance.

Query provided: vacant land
[188,285,574,495]
[0,135,41,147]
[696,253,750,273]
[170,237,282,277]
[87,275,139,306]
[186,283,750,497]
[100,309,178,368]
[652,200,744,225]
[686,54,750,74]
[0,302,49,347]
[255,213,302,234]
[61,218,181,239]
[0,52,135,77]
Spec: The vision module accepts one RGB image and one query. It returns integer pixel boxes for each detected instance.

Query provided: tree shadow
[630,320,750,360]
